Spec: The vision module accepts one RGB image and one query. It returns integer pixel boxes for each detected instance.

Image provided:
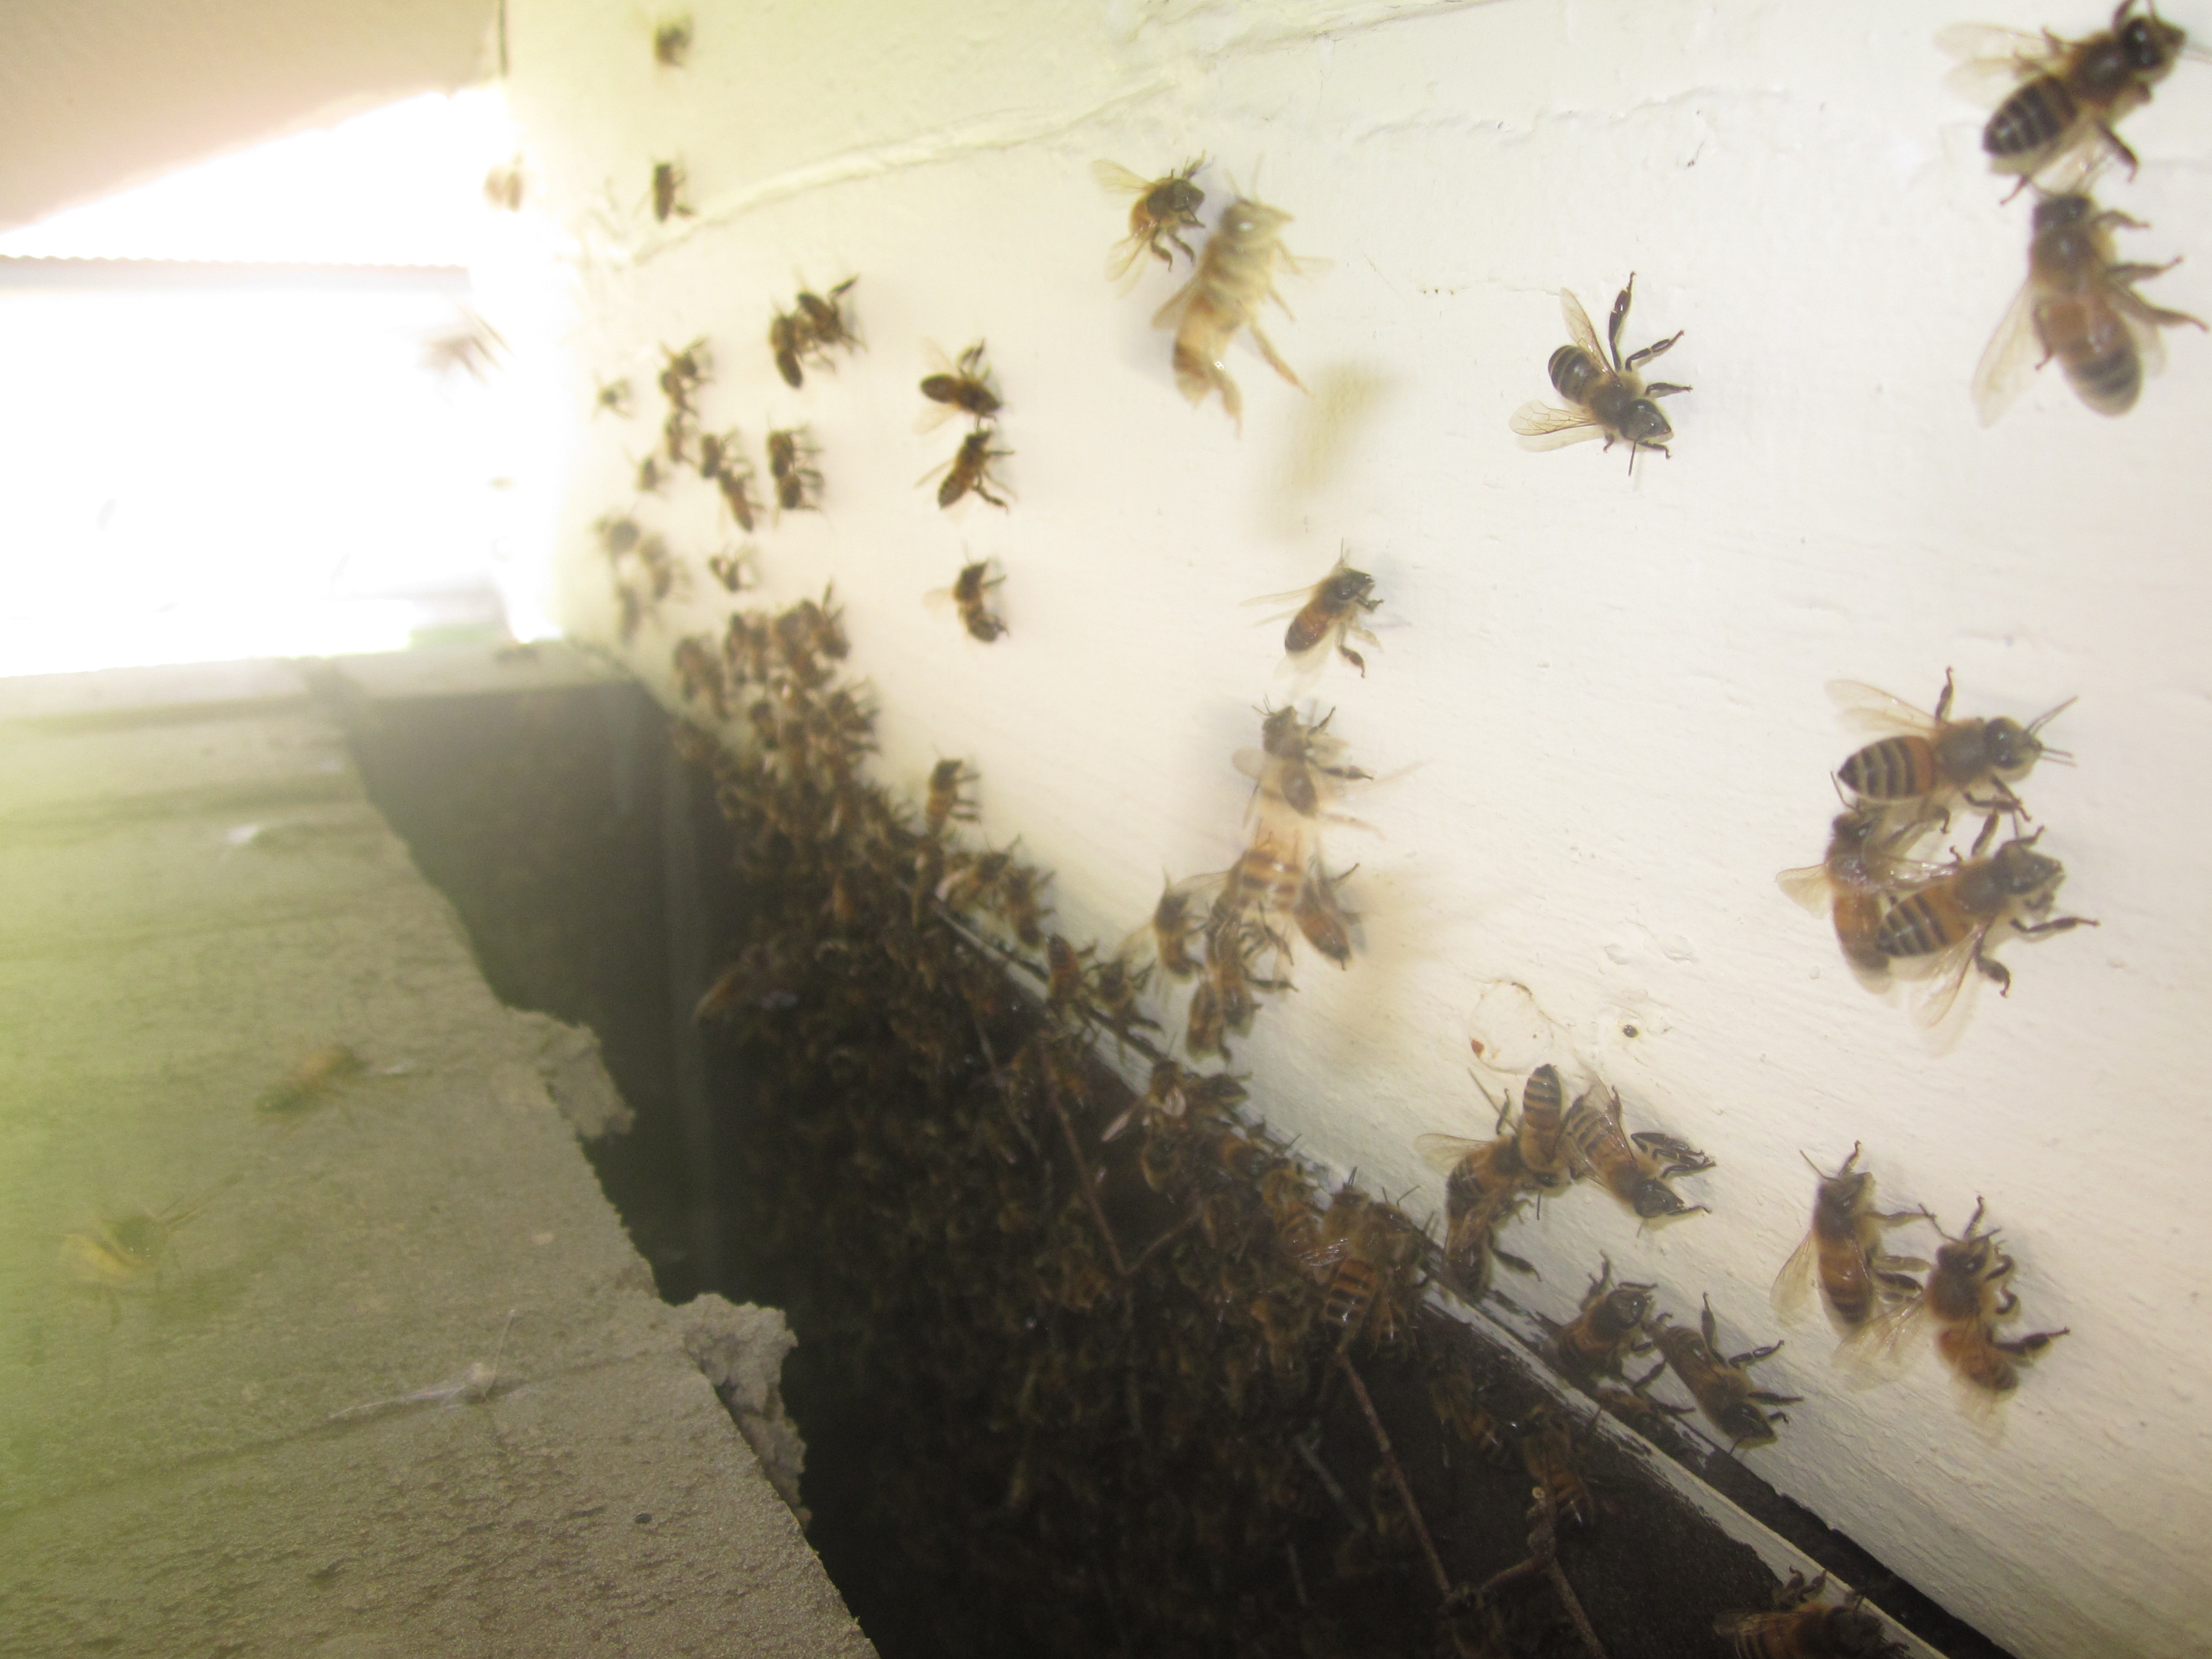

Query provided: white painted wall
[495,3,2212,1655]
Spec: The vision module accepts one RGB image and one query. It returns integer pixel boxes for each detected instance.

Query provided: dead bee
[257,1045,368,1118]
[653,14,693,67]
[1511,275,1689,468]
[766,427,822,514]
[925,758,980,837]
[1772,1144,1931,1337]
[1562,1084,1708,1220]
[60,1174,239,1319]
[1778,805,1945,977]
[1974,188,2205,423]
[1550,1256,1657,1384]
[483,158,524,212]
[1717,1571,1905,1659]
[1859,1199,2068,1409]
[1653,1296,1803,1451]
[1251,554,1383,682]
[1093,156,1208,283]
[1152,190,1310,432]
[926,425,1013,510]
[672,636,730,721]
[1291,860,1357,966]
[593,375,633,418]
[650,160,694,223]
[1830,671,2074,827]
[1941,1,2193,185]
[1874,828,2095,1024]
[918,341,1003,426]
[934,560,1007,643]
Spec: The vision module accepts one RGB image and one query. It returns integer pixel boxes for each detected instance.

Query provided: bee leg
[1970,938,2013,994]
[1746,1390,1804,1407]
[1606,276,1635,372]
[1336,643,1368,676]
[1996,1327,2068,1358]
[1644,379,1691,398]
[2013,913,2097,939]
[1494,1246,1537,1277]
[1933,666,1957,723]
[1244,320,1306,393]
[1624,330,1684,373]
[2097,121,2142,178]
[1729,1342,1784,1368]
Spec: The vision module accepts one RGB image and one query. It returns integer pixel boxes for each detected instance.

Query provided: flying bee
[1093,156,1208,284]
[918,341,1003,427]
[60,1173,240,1319]
[1550,1257,1657,1384]
[1511,275,1689,468]
[257,1044,368,1118]
[1716,1573,1906,1659]
[650,160,693,223]
[593,376,632,418]
[924,425,1013,511]
[1772,1144,1931,1338]
[1291,860,1358,967]
[1652,1296,1803,1452]
[1562,1084,1708,1220]
[1858,1199,2068,1411]
[1777,804,1945,978]
[1973,187,2205,424]
[925,758,979,837]
[1940,2,2194,185]
[653,14,693,66]
[1830,671,2075,826]
[1874,828,2096,1025]
[766,427,822,514]
[930,559,1007,642]
[1248,553,1384,685]
[1152,190,1311,432]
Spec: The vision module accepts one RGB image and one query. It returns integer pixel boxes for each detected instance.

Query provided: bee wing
[1509,401,1603,446]
[1934,23,2052,107]
[1825,681,1940,737]
[1107,233,1152,287]
[1770,1229,1822,1325]
[1838,1290,1928,1388]
[1415,1134,1482,1177]
[1775,863,1835,915]
[1558,289,1604,362]
[1972,278,2043,427]
[1907,939,1980,1031]
[1091,159,1152,196]
[1150,273,1201,331]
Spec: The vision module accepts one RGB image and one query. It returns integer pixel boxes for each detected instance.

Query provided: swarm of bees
[1944,3,2204,417]
[1511,275,1689,469]
[1781,670,2094,1024]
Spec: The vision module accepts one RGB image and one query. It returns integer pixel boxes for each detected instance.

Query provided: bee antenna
[2026,695,2078,737]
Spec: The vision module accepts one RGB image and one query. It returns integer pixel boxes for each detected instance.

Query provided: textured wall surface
[0,654,872,1658]
[497,3,2212,1656]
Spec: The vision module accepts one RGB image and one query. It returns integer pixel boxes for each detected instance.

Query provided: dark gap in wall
[326,663,2014,1659]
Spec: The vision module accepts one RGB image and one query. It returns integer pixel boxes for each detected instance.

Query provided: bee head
[1990,835,2063,896]
[1621,399,1674,447]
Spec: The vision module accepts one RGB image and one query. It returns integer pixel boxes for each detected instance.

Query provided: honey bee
[766,427,822,514]
[1416,1120,1535,1299]
[1089,956,1160,1035]
[1291,860,1358,966]
[1093,156,1208,283]
[614,582,645,643]
[705,549,752,593]
[1151,190,1310,432]
[483,159,524,211]
[919,341,1002,426]
[1130,876,1207,980]
[1510,276,1689,468]
[1859,1199,2069,1410]
[650,160,693,223]
[672,636,731,721]
[1652,1296,1803,1452]
[937,559,1007,643]
[659,338,711,407]
[1562,1084,1708,1220]
[796,278,860,354]
[1185,975,1227,1059]
[1235,703,1374,831]
[634,452,667,494]
[1517,1407,1598,1528]
[1250,554,1383,682]
[1515,1065,1572,1191]
[1716,1573,1905,1659]
[1874,828,2096,1024]
[1973,189,2205,424]
[996,864,1050,948]
[257,1044,368,1118]
[1304,1188,1421,1350]
[1772,1144,1931,1338]
[593,375,632,418]
[713,463,761,533]
[1046,935,1093,1016]
[1214,830,1305,935]
[1549,1257,1657,1384]
[1426,1359,1511,1464]
[1593,1360,1695,1442]
[924,425,1013,511]
[925,758,979,837]
[768,309,808,389]
[653,14,693,67]
[1102,1058,1189,1142]
[1940,2,2193,185]
[1777,805,1945,977]
[60,1174,240,1318]
[1830,671,2074,826]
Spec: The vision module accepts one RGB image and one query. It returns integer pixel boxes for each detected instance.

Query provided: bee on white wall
[1152,190,1312,432]
[1511,276,1688,469]
[1094,158,1208,285]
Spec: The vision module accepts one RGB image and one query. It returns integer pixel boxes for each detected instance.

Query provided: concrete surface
[0,656,872,1658]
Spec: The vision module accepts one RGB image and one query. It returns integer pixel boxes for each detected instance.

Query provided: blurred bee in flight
[1094,156,1208,286]
[1152,186,1312,432]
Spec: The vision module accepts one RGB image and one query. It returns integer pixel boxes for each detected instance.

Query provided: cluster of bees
[1952,1,2207,421]
[1778,669,2092,1026]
